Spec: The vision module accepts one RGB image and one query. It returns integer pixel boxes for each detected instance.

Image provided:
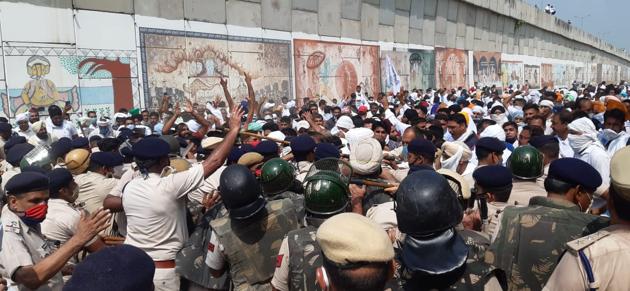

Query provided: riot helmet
[507,145,543,180]
[218,164,266,220]
[260,158,295,195]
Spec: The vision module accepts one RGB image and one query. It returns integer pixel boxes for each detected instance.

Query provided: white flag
[386,55,401,94]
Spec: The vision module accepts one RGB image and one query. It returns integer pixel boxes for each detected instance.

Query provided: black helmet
[395,170,463,236]
[218,165,266,220]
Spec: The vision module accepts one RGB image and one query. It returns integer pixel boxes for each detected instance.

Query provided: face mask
[126,124,135,130]
[491,113,506,124]
[99,127,109,136]
[17,204,48,227]
[587,113,594,119]
[402,145,408,162]
[90,118,97,126]
[249,140,261,147]
[568,133,593,153]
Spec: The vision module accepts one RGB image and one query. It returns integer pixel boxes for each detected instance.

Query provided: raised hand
[75,208,111,244]
[184,98,194,113]
[229,106,245,130]
[219,77,227,87]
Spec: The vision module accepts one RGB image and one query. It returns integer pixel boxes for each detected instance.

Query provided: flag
[385,55,402,94]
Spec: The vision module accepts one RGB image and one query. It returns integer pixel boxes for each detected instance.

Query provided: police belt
[155,260,176,268]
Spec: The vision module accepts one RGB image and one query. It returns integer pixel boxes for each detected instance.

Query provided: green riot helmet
[507,145,544,180]
[260,158,295,195]
[303,170,349,216]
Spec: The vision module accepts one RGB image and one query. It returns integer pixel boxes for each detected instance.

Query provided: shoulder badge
[3,221,21,234]
[566,230,610,253]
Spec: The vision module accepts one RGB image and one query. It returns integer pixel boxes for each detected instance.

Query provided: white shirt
[578,145,611,196]
[606,133,629,157]
[556,136,574,158]
[41,199,97,250]
[15,128,35,139]
[45,118,78,141]
[282,101,295,117]
[123,164,205,260]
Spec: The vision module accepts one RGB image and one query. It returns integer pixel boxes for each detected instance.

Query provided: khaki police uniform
[123,164,205,291]
[544,225,630,290]
[482,201,508,242]
[1,166,20,195]
[41,199,97,251]
[508,179,547,206]
[0,205,64,291]
[74,171,117,214]
[295,161,312,183]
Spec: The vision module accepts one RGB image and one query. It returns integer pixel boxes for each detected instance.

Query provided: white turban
[480,124,506,142]
[568,117,603,153]
[349,138,383,175]
[345,128,374,148]
[267,131,286,143]
[335,116,355,131]
[440,141,471,172]
[186,120,201,132]
[16,112,29,123]
[31,121,44,133]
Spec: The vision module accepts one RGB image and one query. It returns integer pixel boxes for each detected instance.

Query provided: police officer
[290,135,316,182]
[74,151,121,215]
[486,158,610,290]
[271,169,349,291]
[123,107,243,290]
[392,137,436,182]
[42,168,106,259]
[205,164,299,290]
[473,165,513,241]
[50,138,72,168]
[0,172,110,290]
[506,145,547,205]
[529,135,560,188]
[2,143,33,191]
[260,158,305,221]
[255,140,280,162]
[545,147,630,290]
[396,170,507,290]
[64,149,90,176]
[474,137,506,167]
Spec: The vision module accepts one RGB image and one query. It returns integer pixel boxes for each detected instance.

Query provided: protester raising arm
[201,106,245,178]
[244,73,256,125]
[184,98,211,137]
[161,102,181,135]
[219,77,235,112]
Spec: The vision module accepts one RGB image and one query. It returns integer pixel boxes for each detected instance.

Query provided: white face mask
[568,133,593,153]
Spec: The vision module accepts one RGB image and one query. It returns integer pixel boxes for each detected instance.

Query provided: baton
[349,178,396,189]
[239,131,290,145]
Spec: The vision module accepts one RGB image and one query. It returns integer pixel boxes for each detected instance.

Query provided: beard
[37,133,48,140]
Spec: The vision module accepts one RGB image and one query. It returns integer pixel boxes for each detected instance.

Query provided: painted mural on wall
[472,51,501,88]
[294,39,380,100]
[552,64,576,88]
[380,49,435,93]
[140,28,292,110]
[541,64,554,88]
[524,65,541,89]
[435,48,468,90]
[500,62,524,89]
[1,46,138,117]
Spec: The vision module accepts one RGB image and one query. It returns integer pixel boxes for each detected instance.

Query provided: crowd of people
[0,74,629,291]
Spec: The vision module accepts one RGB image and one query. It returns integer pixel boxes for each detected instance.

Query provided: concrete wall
[0,0,628,117]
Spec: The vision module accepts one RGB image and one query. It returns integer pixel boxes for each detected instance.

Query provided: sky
[525,0,629,51]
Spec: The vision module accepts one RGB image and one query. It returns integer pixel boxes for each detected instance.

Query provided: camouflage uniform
[287,226,322,291]
[268,191,305,225]
[458,229,491,263]
[210,198,299,291]
[177,203,230,290]
[485,196,610,290]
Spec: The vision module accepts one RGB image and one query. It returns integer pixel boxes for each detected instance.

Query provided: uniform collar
[1,204,40,234]
[528,196,580,211]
